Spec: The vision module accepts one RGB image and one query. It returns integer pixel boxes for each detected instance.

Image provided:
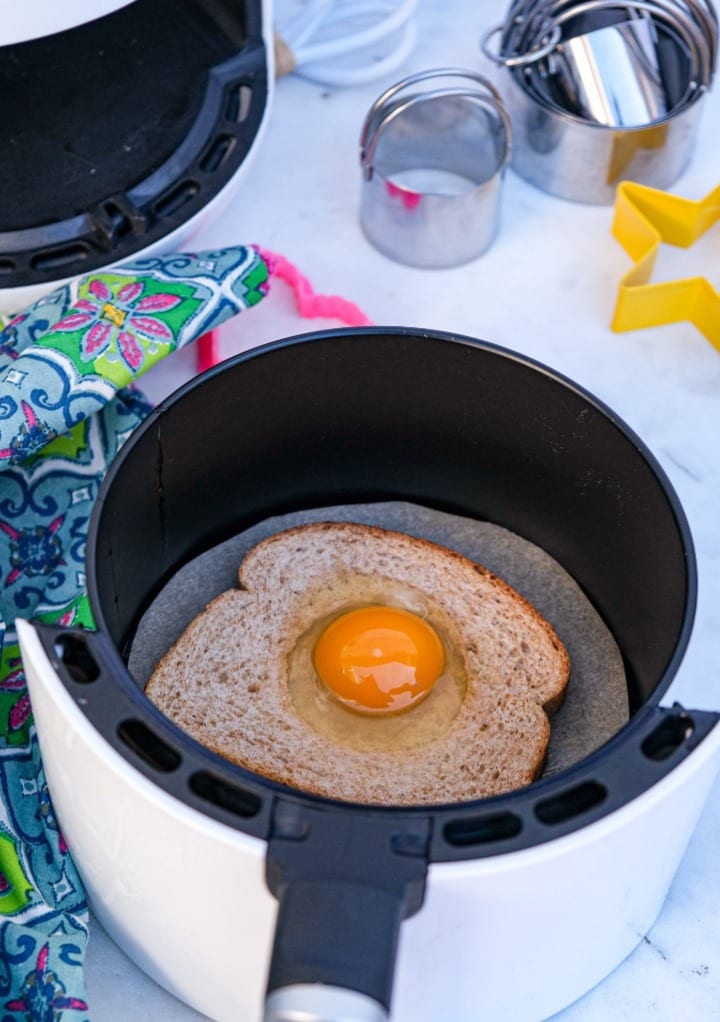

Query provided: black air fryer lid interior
[0,0,267,289]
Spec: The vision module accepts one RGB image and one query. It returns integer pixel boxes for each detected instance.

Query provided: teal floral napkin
[0,246,268,1019]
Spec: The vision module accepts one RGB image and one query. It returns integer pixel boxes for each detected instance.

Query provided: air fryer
[19,329,720,1022]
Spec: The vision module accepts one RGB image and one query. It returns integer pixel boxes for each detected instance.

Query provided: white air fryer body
[18,620,720,1022]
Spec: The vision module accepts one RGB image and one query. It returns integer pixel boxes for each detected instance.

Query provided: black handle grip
[265,800,431,1011]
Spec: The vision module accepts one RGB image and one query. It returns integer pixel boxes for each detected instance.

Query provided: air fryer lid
[0,0,267,290]
[40,328,715,1020]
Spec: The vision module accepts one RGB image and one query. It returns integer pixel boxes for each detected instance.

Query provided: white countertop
[84,0,720,1018]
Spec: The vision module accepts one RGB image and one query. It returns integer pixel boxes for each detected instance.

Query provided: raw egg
[286,581,467,755]
[313,606,444,714]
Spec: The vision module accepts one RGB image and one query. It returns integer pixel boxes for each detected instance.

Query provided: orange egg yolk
[313,606,445,715]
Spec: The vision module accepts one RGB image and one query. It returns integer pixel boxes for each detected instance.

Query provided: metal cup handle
[360,87,512,182]
[359,67,507,165]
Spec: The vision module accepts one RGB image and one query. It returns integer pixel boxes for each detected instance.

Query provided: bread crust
[146,522,570,805]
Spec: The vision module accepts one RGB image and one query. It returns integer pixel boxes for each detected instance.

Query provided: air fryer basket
[37,328,716,1019]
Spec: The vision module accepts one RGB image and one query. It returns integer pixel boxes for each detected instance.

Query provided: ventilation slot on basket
[31,245,89,272]
[200,134,237,174]
[225,83,253,123]
[117,719,181,773]
[190,770,261,819]
[154,181,200,219]
[443,811,523,848]
[534,780,607,826]
[0,259,16,277]
[642,712,694,761]
[54,634,100,685]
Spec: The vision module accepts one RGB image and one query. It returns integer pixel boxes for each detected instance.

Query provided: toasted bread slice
[146,522,570,805]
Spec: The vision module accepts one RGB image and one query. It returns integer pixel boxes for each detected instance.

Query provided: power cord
[274,0,419,85]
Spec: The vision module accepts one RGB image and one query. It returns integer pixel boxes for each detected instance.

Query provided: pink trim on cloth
[259,248,373,327]
[195,249,372,372]
[196,330,220,373]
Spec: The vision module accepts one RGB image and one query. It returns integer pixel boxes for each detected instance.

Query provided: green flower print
[44,273,201,386]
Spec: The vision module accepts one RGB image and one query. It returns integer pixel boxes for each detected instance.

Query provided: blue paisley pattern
[0,246,269,1019]
[0,247,267,466]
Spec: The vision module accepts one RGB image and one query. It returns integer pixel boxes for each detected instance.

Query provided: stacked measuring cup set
[359,1,718,264]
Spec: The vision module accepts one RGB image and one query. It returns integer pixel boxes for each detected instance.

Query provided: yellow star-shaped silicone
[611,180,720,352]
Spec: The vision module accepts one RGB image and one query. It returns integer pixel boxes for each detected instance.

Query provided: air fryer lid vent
[0,0,267,289]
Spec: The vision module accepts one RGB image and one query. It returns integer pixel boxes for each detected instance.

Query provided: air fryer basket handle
[264,883,401,1022]
[264,800,431,1022]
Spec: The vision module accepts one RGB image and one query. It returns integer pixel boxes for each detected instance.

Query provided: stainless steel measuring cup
[359,69,512,267]
[481,0,717,203]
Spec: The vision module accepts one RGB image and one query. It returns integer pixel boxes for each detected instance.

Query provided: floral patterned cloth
[0,246,268,1019]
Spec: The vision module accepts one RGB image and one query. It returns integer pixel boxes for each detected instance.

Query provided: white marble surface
[85,0,720,1018]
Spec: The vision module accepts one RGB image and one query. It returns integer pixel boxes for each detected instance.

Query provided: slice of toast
[146,521,570,805]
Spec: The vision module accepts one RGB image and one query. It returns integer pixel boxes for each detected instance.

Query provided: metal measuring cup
[481,0,717,203]
[359,69,512,268]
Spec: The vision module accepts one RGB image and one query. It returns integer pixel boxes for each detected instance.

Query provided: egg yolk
[313,606,445,715]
